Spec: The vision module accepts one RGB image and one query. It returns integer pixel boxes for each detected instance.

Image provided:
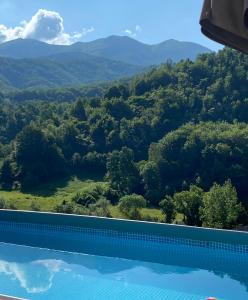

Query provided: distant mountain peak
[0,36,211,65]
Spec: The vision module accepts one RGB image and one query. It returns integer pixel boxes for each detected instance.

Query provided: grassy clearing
[0,175,103,211]
[0,175,165,222]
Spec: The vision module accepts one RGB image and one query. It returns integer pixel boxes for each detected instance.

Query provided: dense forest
[1,48,248,229]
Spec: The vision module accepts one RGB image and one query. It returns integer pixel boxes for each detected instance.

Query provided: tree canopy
[1,48,248,228]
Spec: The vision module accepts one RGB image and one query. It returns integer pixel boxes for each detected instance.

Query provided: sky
[0,0,222,51]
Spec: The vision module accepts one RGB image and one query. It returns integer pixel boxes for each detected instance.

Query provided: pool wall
[0,209,248,246]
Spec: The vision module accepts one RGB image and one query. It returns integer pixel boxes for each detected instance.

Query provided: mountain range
[0,36,211,90]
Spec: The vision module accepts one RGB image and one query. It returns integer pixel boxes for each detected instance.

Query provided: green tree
[104,85,129,99]
[119,194,146,219]
[71,98,86,120]
[200,181,243,229]
[173,185,204,226]
[105,99,133,120]
[159,196,176,223]
[106,147,140,194]
[15,125,65,189]
[0,159,14,189]
[140,161,162,205]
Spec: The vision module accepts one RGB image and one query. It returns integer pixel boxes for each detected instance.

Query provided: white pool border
[0,295,27,300]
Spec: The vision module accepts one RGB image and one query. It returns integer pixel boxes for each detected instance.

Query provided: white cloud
[124,25,142,38]
[124,29,133,36]
[0,259,63,294]
[0,9,95,45]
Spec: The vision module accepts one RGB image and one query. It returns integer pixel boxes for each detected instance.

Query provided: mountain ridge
[0,36,211,90]
[0,36,211,66]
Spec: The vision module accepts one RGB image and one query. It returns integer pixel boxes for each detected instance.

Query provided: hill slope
[0,36,211,66]
[0,52,142,90]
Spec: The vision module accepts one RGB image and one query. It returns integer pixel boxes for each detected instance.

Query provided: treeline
[4,82,111,103]
[1,48,248,228]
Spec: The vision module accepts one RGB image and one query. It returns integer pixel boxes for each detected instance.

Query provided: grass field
[0,175,165,222]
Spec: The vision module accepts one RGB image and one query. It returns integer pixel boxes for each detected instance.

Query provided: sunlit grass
[0,176,103,211]
[0,175,165,223]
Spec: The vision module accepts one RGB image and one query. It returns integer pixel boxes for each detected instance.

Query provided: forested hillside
[1,48,248,228]
[0,36,211,91]
[0,53,141,90]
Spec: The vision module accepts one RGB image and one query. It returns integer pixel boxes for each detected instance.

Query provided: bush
[95,184,119,204]
[200,181,243,229]
[8,202,17,210]
[73,206,89,216]
[119,194,147,220]
[89,198,112,217]
[72,189,98,206]
[30,201,41,211]
[0,196,7,209]
[54,200,75,214]
[159,196,176,223]
[72,184,119,206]
[140,214,159,222]
[173,185,203,226]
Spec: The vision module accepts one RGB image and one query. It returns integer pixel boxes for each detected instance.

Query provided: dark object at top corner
[200,0,248,54]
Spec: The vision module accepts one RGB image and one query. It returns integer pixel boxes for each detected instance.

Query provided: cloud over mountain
[0,9,94,45]
[124,25,142,38]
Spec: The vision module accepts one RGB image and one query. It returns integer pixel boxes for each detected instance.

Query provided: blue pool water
[0,221,248,299]
[0,242,248,300]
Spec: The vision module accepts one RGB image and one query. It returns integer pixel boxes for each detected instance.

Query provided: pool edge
[0,209,247,246]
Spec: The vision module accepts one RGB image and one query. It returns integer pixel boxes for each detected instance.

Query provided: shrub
[72,190,98,206]
[0,196,7,209]
[200,181,243,229]
[119,194,147,220]
[54,200,75,214]
[8,202,17,210]
[89,198,112,217]
[73,206,89,216]
[95,184,119,203]
[30,201,41,211]
[173,185,204,226]
[159,196,176,223]
[72,184,118,206]
[141,214,159,222]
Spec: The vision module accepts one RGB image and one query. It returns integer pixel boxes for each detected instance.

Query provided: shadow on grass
[23,171,105,198]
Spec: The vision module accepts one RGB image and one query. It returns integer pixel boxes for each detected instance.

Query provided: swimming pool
[0,211,248,300]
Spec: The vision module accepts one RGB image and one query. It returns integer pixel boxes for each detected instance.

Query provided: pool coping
[0,209,248,246]
[0,294,27,300]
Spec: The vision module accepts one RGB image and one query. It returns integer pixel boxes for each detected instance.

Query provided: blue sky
[0,0,222,50]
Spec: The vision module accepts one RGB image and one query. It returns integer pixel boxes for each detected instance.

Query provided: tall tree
[15,125,65,188]
[71,98,86,121]
[0,159,14,189]
[106,147,139,194]
[139,161,162,205]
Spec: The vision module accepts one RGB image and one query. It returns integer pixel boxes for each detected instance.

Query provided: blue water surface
[0,242,248,300]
